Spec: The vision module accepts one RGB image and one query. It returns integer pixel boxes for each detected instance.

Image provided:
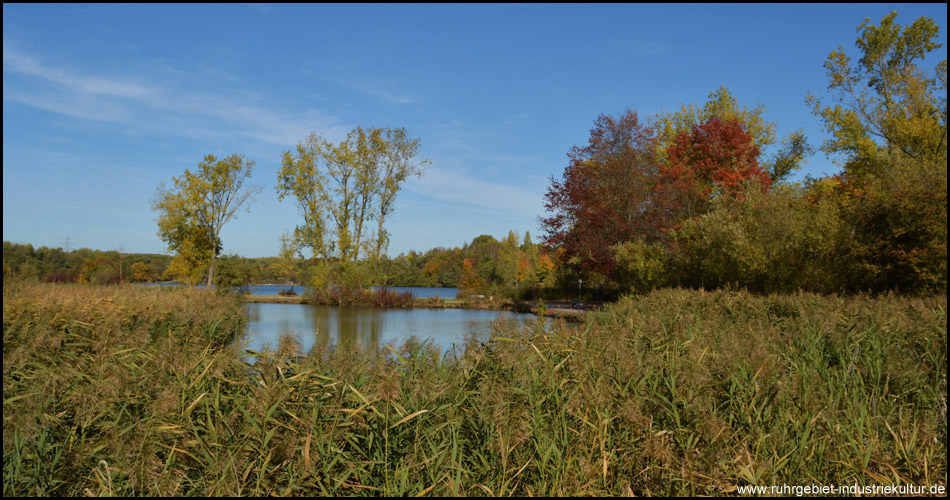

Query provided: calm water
[242,302,539,356]
[141,284,508,354]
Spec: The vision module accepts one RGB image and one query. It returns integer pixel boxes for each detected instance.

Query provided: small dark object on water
[278,286,298,296]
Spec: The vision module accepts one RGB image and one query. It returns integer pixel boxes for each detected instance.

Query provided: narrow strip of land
[241,295,591,320]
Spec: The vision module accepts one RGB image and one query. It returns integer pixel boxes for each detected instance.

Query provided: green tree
[151,186,214,286]
[806,11,947,180]
[612,239,667,294]
[277,127,427,287]
[276,132,334,269]
[275,231,300,284]
[212,254,255,294]
[494,231,521,288]
[152,154,262,288]
[671,183,844,293]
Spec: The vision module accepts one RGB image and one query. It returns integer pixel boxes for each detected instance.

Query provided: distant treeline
[2,231,559,296]
[2,243,171,285]
[1,242,289,286]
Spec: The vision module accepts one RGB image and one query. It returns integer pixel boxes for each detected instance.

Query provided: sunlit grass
[3,282,946,495]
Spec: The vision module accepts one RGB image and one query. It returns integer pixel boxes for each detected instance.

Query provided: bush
[306,285,414,308]
[671,183,843,293]
[612,239,668,294]
[834,155,947,295]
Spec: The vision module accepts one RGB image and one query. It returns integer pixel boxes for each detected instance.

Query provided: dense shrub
[612,239,668,294]
[671,183,843,293]
[834,155,947,295]
[306,285,414,308]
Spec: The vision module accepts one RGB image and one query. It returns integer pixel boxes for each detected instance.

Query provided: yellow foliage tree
[152,154,262,288]
[806,11,947,181]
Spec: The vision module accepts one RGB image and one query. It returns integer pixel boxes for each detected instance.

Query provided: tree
[152,154,262,288]
[832,152,947,294]
[370,127,429,280]
[151,187,214,286]
[131,261,156,282]
[805,11,947,294]
[277,126,427,287]
[276,133,334,268]
[212,254,256,295]
[653,86,812,184]
[655,117,770,225]
[541,110,661,278]
[494,230,520,287]
[652,86,776,155]
[671,183,844,293]
[806,11,947,180]
[274,231,300,284]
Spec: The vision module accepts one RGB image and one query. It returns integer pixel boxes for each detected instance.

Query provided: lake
[142,284,527,355]
[242,301,540,356]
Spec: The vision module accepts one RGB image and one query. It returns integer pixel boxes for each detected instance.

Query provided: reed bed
[3,283,946,495]
[306,286,415,308]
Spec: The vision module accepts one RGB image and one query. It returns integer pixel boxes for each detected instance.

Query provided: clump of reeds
[3,282,248,496]
[306,286,414,308]
[4,283,946,496]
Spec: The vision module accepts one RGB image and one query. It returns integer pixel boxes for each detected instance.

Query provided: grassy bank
[3,283,946,495]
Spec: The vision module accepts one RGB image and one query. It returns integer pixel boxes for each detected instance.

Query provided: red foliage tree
[655,117,770,225]
[541,110,662,277]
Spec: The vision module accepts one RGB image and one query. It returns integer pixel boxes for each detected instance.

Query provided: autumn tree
[152,188,214,286]
[805,11,947,294]
[655,117,771,226]
[541,110,661,278]
[277,126,427,287]
[653,86,812,183]
[152,154,262,288]
[131,261,156,282]
[458,258,482,290]
[806,11,946,179]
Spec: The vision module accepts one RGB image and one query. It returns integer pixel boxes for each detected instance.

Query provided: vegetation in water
[3,282,946,495]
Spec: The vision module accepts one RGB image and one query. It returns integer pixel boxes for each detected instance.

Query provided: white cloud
[406,166,543,220]
[3,46,153,99]
[4,89,132,122]
[2,45,345,147]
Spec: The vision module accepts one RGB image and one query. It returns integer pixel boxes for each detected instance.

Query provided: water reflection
[242,302,538,355]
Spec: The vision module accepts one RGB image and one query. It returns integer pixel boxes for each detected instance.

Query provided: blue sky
[4,4,947,258]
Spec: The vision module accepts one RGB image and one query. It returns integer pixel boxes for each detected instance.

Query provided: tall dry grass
[3,283,946,495]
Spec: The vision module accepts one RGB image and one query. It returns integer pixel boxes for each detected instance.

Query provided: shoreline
[241,294,590,320]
